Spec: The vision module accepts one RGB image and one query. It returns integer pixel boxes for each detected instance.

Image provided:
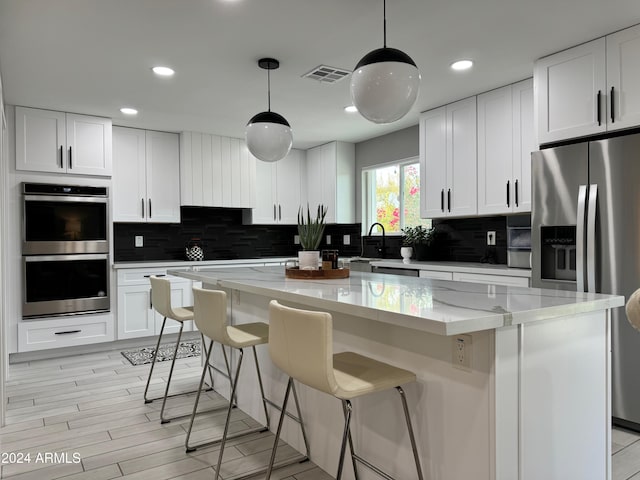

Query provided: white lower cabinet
[116,268,193,340]
[451,272,530,287]
[18,314,114,352]
[419,270,454,280]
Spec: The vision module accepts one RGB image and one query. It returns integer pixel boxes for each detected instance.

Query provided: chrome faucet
[367,222,386,258]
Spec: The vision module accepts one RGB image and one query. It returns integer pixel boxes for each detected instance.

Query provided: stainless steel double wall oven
[22,183,110,318]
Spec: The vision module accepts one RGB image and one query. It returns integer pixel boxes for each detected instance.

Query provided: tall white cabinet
[535,23,640,144]
[306,141,355,223]
[15,106,112,176]
[252,149,306,224]
[477,78,534,214]
[112,127,181,223]
[420,97,477,218]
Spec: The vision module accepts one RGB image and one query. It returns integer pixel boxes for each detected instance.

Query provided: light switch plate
[294,235,300,245]
[135,235,144,248]
[326,235,331,245]
[343,235,351,245]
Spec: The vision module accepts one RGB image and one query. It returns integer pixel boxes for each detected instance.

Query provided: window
[363,158,431,234]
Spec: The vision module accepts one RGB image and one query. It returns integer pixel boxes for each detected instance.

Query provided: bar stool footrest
[224,454,309,480]
[185,424,268,453]
[353,453,395,480]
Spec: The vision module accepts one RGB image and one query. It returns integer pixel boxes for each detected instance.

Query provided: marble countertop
[112,257,293,269]
[369,259,532,277]
[168,265,623,336]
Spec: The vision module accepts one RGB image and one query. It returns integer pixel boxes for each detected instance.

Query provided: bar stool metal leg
[265,377,293,480]
[185,339,226,452]
[253,345,270,430]
[160,322,185,423]
[336,399,354,480]
[397,387,424,480]
[265,378,310,480]
[143,316,167,404]
[342,400,360,480]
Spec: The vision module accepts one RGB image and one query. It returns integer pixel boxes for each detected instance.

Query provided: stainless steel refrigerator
[532,132,640,430]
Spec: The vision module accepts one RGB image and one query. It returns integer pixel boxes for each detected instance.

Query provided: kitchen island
[169,265,623,480]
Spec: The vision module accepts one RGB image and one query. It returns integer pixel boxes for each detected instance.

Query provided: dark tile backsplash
[433,216,509,264]
[114,206,529,265]
[114,207,362,262]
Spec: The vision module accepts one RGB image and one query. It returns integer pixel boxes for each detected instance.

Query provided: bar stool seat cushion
[333,352,416,400]
[226,322,269,349]
[171,306,194,322]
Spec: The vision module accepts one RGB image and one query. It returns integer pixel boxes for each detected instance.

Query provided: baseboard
[8,332,201,364]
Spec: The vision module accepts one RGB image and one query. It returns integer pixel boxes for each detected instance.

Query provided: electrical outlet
[135,235,144,247]
[343,234,351,245]
[452,334,472,370]
[487,231,496,246]
[326,235,331,245]
[294,235,300,245]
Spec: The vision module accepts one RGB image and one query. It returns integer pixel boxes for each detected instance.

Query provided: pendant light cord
[383,0,387,48]
[267,67,271,112]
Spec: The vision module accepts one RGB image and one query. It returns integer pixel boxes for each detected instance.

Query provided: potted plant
[297,204,327,270]
[400,227,415,263]
[403,225,439,261]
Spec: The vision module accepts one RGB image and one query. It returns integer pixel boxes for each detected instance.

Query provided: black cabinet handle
[55,330,81,335]
[59,145,64,168]
[68,146,72,169]
[611,86,615,123]
[148,199,152,218]
[447,189,451,212]
[506,180,510,207]
[597,90,601,126]
[440,189,444,212]
[144,274,166,278]
[141,199,145,218]
[273,204,276,221]
[279,204,282,221]
[515,179,519,207]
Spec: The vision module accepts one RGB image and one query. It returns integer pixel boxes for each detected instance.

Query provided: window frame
[362,155,427,235]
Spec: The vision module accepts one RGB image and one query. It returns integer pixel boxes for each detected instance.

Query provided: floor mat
[121,341,201,365]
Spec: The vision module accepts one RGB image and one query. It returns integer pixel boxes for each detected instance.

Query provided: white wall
[354,125,419,224]
[1,71,6,426]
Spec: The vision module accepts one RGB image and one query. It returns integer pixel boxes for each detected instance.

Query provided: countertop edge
[370,259,532,277]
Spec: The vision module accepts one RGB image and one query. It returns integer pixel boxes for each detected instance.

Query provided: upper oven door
[23,194,109,254]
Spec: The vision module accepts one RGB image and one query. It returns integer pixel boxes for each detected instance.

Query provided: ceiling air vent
[302,65,352,83]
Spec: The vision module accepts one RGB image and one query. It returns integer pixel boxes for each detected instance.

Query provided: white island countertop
[168,265,623,336]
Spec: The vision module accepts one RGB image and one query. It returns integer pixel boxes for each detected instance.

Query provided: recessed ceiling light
[152,66,175,77]
[120,107,138,115]
[344,105,358,113]
[451,60,473,71]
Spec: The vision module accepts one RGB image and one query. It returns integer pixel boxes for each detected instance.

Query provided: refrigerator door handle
[587,184,598,293]
[576,185,588,292]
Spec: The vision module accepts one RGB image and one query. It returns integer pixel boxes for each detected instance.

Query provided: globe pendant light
[245,58,293,163]
[350,0,421,124]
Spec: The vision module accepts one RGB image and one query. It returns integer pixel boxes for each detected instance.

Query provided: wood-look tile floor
[0,350,330,480]
[1,349,639,480]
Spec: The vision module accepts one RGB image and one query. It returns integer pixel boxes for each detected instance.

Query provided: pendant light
[245,58,293,163]
[350,0,421,124]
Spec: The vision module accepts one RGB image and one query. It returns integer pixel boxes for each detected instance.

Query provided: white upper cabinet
[252,149,306,224]
[477,78,534,215]
[16,106,112,176]
[112,127,180,223]
[306,141,355,224]
[180,132,256,209]
[420,97,477,218]
[535,24,640,144]
[607,24,640,131]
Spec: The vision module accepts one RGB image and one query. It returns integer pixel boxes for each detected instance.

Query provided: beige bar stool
[143,276,214,424]
[266,300,424,480]
[186,287,310,479]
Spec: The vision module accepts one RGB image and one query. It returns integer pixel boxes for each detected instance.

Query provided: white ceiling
[0,0,639,150]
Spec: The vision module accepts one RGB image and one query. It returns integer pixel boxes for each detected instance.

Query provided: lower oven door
[23,254,110,318]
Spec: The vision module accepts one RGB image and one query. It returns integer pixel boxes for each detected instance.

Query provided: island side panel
[227,287,494,480]
[519,310,610,480]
